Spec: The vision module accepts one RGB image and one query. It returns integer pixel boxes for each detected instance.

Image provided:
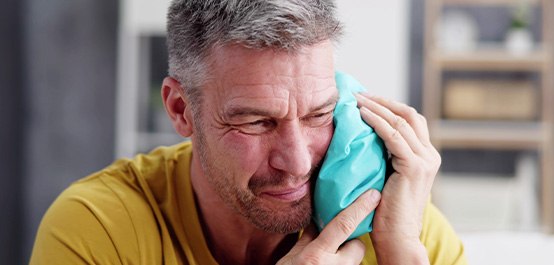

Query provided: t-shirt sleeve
[420,202,468,265]
[29,176,160,265]
[30,189,123,264]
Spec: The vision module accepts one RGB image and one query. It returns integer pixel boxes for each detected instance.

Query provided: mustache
[248,163,323,191]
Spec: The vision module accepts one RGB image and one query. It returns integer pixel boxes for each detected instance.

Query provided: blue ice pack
[313,71,387,240]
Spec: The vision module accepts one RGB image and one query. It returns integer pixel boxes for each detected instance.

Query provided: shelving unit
[433,120,544,149]
[431,48,548,71]
[423,0,554,231]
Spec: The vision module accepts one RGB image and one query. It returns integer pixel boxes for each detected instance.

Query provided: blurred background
[1,0,553,264]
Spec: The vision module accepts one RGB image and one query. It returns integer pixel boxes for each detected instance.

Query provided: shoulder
[30,167,162,264]
[30,142,194,264]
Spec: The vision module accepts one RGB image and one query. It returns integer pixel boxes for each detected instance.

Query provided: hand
[355,93,440,264]
[277,190,381,265]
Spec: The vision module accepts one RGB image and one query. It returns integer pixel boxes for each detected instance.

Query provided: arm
[356,93,439,265]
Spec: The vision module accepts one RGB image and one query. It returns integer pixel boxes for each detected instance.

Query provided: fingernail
[368,189,381,202]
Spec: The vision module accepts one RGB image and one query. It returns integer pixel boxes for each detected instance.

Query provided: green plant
[510,2,530,29]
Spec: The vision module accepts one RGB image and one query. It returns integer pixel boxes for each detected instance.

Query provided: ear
[161,77,194,137]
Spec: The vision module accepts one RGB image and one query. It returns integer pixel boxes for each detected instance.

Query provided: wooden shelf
[424,0,554,233]
[431,120,546,149]
[431,48,550,71]
[441,0,540,6]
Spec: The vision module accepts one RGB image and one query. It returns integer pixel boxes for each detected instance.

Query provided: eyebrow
[309,93,339,114]
[224,93,339,120]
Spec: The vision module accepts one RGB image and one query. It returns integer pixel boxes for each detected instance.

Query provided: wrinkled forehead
[203,41,338,116]
[208,41,335,88]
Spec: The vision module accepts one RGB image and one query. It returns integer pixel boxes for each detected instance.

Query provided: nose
[269,121,313,178]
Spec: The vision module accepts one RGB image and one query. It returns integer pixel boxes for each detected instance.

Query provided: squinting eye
[236,119,275,135]
[248,120,273,127]
[303,111,333,126]
[312,112,329,118]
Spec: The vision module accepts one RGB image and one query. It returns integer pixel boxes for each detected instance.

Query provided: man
[31,1,466,264]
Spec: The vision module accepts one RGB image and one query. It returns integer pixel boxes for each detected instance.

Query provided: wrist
[371,235,429,265]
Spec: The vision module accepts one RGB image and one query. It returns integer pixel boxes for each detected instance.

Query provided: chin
[243,194,313,234]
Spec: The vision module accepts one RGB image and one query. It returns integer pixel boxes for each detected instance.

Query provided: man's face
[192,41,337,234]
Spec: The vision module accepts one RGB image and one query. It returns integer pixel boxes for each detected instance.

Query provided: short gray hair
[166,0,342,105]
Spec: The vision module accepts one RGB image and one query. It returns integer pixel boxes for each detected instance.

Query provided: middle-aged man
[31,1,467,264]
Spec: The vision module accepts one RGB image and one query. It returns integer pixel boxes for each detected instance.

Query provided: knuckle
[434,150,442,166]
[397,117,408,128]
[336,214,358,235]
[400,106,418,120]
[406,106,418,117]
[388,132,401,143]
[421,159,440,177]
[419,114,428,125]
[389,128,403,141]
[426,148,442,168]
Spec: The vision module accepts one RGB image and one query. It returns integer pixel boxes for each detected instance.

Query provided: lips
[261,182,309,202]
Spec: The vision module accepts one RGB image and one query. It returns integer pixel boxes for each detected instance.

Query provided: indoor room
[1,0,553,264]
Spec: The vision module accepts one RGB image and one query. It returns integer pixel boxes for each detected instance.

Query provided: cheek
[308,124,334,161]
[219,131,268,178]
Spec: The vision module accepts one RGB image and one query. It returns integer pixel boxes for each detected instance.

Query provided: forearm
[372,237,429,265]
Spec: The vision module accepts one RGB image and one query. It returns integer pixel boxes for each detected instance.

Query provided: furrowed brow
[224,92,339,120]
[224,106,278,120]
[310,93,339,113]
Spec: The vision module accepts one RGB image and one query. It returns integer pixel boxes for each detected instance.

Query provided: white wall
[335,0,409,103]
[121,0,169,33]
[121,0,410,103]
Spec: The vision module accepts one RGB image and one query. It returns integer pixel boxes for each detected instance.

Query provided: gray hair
[166,0,343,107]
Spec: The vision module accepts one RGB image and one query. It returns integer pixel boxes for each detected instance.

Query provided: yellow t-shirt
[30,142,467,264]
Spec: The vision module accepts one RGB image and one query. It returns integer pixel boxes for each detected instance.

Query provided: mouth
[260,182,310,202]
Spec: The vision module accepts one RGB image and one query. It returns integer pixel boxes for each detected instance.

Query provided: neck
[190,155,297,265]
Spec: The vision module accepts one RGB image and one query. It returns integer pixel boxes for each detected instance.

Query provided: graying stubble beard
[191,112,317,233]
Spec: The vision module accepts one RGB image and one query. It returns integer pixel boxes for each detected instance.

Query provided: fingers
[369,95,431,143]
[355,94,430,157]
[360,93,431,145]
[337,239,366,264]
[359,93,441,167]
[315,189,381,252]
[356,93,442,189]
[355,94,426,152]
[359,106,415,160]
